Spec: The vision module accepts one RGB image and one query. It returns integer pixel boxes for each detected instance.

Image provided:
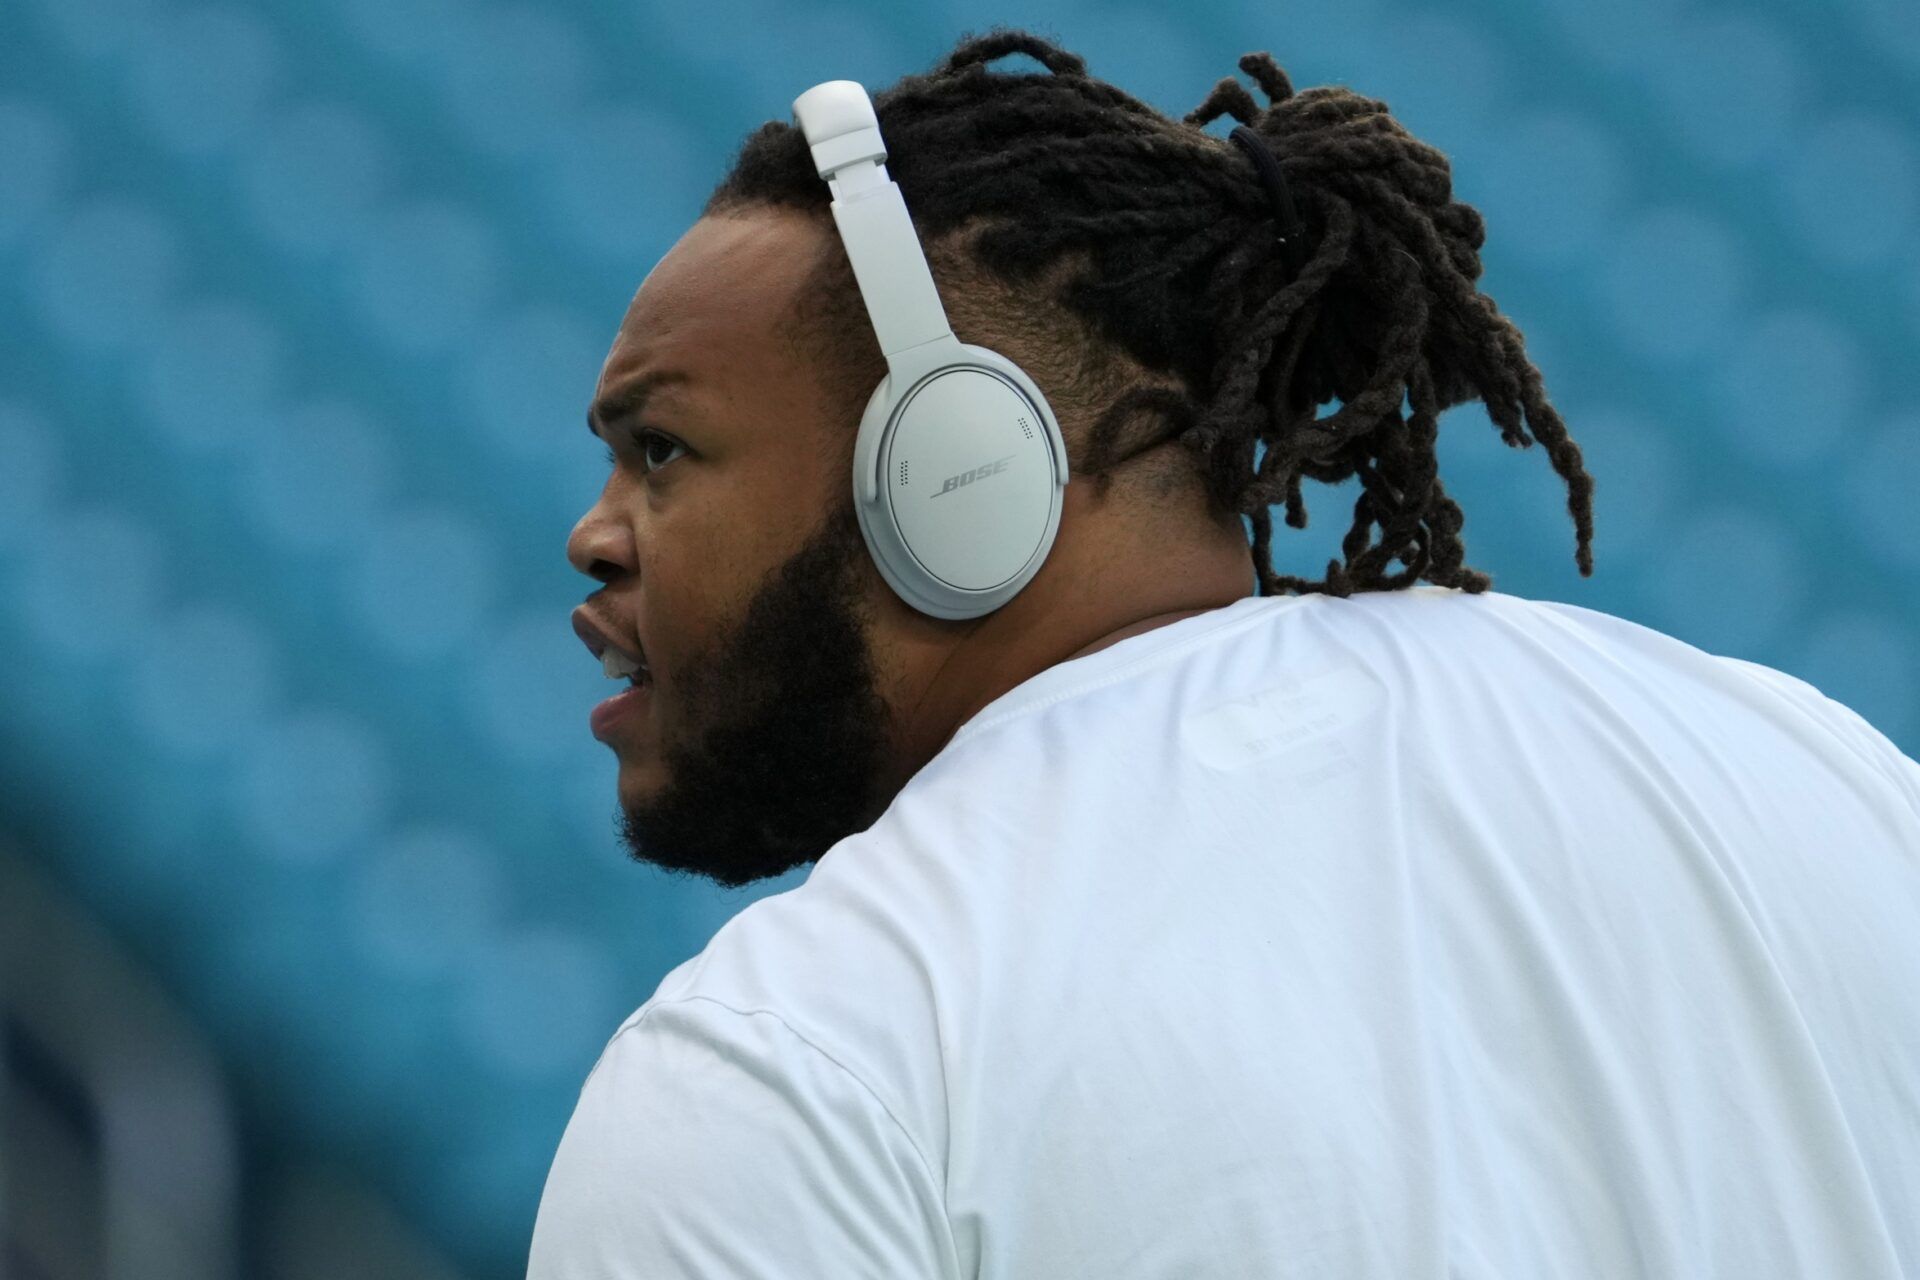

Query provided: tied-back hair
[704,26,1596,597]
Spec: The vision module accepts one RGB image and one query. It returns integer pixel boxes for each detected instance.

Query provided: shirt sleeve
[526,996,958,1280]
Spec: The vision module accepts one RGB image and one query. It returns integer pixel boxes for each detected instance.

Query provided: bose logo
[931,455,1014,499]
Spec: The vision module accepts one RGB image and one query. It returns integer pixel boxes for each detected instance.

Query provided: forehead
[598,208,827,394]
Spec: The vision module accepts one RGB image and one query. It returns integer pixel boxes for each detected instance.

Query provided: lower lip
[590,680,651,740]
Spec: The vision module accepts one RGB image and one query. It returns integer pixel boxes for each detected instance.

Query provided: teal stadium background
[1,0,1917,1274]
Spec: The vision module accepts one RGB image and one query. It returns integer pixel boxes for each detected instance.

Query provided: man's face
[567,209,899,890]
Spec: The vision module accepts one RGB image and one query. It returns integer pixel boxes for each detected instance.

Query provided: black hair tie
[1229,124,1309,281]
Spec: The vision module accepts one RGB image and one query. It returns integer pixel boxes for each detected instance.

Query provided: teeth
[601,649,641,680]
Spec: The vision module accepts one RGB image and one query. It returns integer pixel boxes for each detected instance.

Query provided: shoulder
[529,995,959,1279]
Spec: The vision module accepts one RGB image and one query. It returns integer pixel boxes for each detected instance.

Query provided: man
[531,28,1920,1278]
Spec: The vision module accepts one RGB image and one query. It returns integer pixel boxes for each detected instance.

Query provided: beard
[612,494,897,890]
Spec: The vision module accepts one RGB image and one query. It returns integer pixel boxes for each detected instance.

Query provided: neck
[875,509,1255,798]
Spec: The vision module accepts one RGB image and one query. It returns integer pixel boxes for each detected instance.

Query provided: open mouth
[591,672,652,739]
[601,648,652,687]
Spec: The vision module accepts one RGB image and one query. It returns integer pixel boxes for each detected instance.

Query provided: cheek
[640,510,753,660]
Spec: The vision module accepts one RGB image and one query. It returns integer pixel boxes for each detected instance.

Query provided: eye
[634,428,687,475]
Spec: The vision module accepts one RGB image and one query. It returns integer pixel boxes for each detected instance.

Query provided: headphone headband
[792,81,955,363]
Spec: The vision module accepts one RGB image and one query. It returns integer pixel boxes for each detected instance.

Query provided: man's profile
[531,27,1920,1279]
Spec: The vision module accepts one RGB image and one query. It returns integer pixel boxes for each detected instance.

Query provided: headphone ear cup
[852,352,1069,621]
[891,369,1055,586]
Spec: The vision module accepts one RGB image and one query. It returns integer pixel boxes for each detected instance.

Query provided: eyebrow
[586,369,695,441]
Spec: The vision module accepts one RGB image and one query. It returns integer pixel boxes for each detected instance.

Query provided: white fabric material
[529,586,1920,1279]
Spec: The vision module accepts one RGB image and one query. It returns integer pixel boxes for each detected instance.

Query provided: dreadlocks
[703,26,1596,597]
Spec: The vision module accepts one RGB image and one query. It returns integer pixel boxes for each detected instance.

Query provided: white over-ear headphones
[791,79,1070,622]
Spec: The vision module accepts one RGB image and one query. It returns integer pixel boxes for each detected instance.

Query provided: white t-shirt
[528,585,1920,1279]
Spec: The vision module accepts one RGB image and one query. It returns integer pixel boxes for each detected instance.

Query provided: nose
[566,500,635,585]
